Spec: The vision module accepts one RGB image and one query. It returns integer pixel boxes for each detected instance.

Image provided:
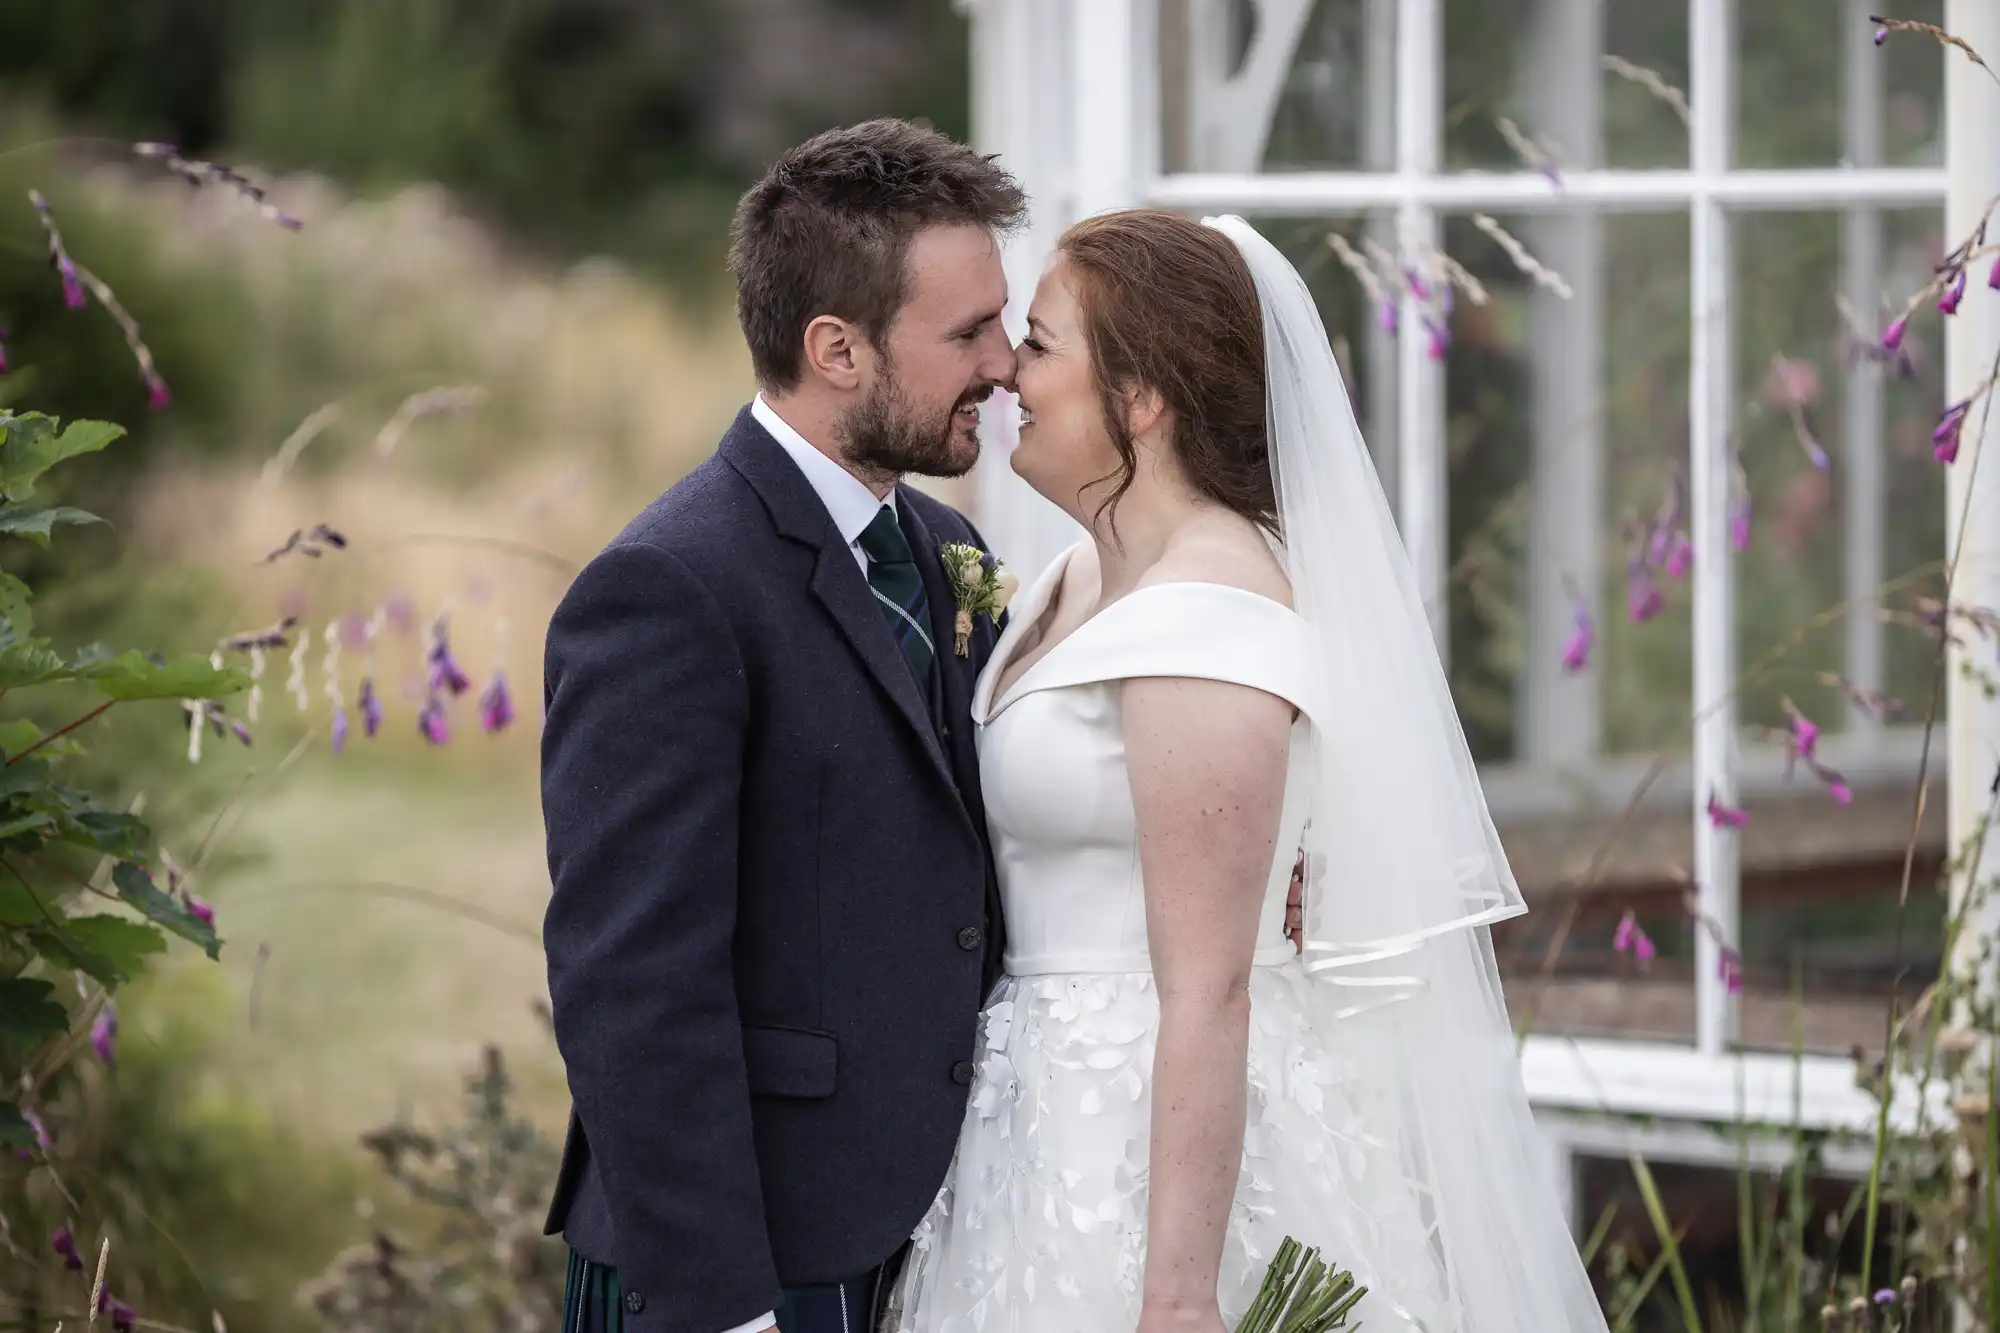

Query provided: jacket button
[624,1290,645,1315]
[956,926,983,951]
[951,1060,975,1086]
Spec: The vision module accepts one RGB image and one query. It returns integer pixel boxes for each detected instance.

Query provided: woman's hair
[1056,208,1276,532]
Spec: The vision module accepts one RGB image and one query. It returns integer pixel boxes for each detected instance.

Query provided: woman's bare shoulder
[1137,514,1292,608]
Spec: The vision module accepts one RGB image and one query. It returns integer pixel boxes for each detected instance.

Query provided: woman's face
[1011,254,1123,523]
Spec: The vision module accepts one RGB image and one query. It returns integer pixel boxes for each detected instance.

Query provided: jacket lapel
[719,411,959,795]
[899,493,983,806]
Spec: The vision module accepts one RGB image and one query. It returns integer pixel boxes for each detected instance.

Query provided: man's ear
[802,315,867,392]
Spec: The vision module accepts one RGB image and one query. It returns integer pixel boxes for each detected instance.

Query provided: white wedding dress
[883,543,1455,1333]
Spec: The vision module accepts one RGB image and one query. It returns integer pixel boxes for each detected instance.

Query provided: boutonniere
[939,541,1018,658]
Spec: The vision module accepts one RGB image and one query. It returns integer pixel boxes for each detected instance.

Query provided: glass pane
[1731,208,1946,735]
[1442,0,1690,171]
[1240,214,1398,481]
[1730,206,1946,1043]
[1160,0,1393,173]
[1737,0,1944,168]
[1425,210,1692,764]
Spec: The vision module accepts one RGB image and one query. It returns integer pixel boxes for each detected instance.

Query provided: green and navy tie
[858,504,937,693]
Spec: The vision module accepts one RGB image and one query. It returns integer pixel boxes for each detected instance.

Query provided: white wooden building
[955,0,1998,1233]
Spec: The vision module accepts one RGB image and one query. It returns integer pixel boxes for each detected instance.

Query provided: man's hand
[1285,850,1305,953]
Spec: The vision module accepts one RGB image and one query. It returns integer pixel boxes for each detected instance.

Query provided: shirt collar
[751,394,893,546]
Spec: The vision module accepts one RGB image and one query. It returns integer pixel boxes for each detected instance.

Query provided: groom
[539,120,1026,1333]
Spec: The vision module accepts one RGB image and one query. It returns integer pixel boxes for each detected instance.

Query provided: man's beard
[840,366,985,481]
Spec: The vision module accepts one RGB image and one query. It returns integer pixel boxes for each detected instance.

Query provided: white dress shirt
[751,394,894,574]
[724,394,893,1333]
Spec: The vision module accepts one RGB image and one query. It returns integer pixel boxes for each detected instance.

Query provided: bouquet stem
[1236,1237,1369,1333]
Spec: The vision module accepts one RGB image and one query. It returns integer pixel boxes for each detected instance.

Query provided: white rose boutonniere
[938,541,1014,658]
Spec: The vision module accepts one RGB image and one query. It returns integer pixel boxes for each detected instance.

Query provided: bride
[883,212,1607,1333]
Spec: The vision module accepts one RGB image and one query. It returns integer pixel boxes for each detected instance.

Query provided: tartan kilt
[562,1249,629,1333]
[561,1247,904,1333]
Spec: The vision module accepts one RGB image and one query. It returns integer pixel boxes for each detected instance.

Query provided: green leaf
[0,415,124,503]
[0,757,51,796]
[112,862,219,958]
[0,977,67,1046]
[0,1100,33,1149]
[56,810,148,860]
[0,810,54,842]
[0,571,31,639]
[25,924,121,984]
[0,640,68,689]
[62,914,169,978]
[0,504,102,547]
[77,650,247,702]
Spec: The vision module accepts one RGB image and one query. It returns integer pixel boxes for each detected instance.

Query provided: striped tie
[857,504,937,693]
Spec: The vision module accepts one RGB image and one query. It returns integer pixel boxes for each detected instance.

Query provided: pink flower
[1783,703,1820,771]
[358,677,383,737]
[1828,779,1853,805]
[1874,24,1889,45]
[1729,493,1753,550]
[1989,254,2000,289]
[23,1108,52,1153]
[90,1005,117,1066]
[1719,947,1744,994]
[418,695,450,746]
[1663,532,1692,580]
[1627,539,1665,623]
[478,672,516,734]
[146,375,171,411]
[183,893,215,928]
[1613,911,1657,967]
[1561,600,1593,673]
[1934,399,1971,464]
[1377,300,1398,335]
[52,1226,83,1270]
[1940,269,1968,315]
[1882,316,1908,351]
[1706,791,1749,829]
[1423,318,1450,361]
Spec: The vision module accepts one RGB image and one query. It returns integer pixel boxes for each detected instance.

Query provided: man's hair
[728,118,1028,391]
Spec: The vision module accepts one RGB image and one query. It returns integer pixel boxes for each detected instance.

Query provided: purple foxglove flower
[184,893,215,928]
[1707,792,1749,829]
[331,703,350,754]
[23,1107,51,1153]
[1719,947,1743,994]
[1560,601,1593,673]
[359,678,383,737]
[52,1226,83,1270]
[1377,299,1398,335]
[1935,399,1971,464]
[478,672,515,733]
[1882,316,1908,351]
[1423,318,1449,361]
[418,695,450,746]
[1940,268,1968,315]
[90,1005,117,1065]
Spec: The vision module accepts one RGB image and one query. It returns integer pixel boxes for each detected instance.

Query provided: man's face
[839,223,1016,480]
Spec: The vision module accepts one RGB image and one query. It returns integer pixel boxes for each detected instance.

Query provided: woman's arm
[1125,673,1296,1332]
